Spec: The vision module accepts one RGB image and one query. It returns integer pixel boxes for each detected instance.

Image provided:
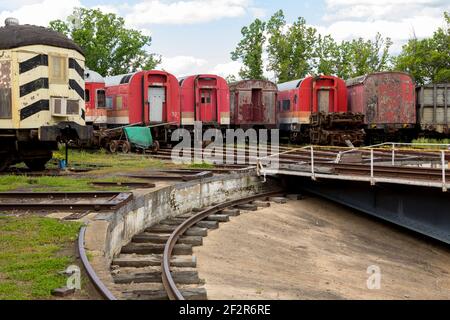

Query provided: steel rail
[78,226,117,300]
[161,190,281,300]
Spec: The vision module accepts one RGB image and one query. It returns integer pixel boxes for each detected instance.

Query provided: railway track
[93,190,295,300]
[141,144,445,166]
[0,191,133,211]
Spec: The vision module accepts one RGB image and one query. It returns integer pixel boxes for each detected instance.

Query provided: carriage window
[96,90,106,109]
[116,96,123,110]
[49,55,68,84]
[106,97,113,109]
[0,61,11,119]
[201,92,211,104]
[85,89,90,102]
[282,100,291,111]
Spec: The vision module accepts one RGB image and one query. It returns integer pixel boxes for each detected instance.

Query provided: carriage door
[252,89,262,121]
[318,90,330,113]
[200,89,216,122]
[148,86,165,122]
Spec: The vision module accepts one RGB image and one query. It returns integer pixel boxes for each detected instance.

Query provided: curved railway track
[80,190,292,300]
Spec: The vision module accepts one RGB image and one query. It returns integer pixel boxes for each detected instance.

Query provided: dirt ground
[194,196,450,300]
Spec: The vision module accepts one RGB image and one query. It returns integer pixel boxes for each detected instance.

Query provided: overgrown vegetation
[49,8,160,76]
[412,138,450,148]
[0,148,177,192]
[188,162,216,169]
[0,216,81,300]
[231,10,449,84]
[394,12,450,85]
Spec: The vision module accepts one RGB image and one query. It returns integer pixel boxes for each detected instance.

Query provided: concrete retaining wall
[86,171,277,266]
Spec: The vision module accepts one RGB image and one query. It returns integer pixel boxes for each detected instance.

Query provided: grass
[188,162,216,169]
[53,148,168,170]
[413,138,450,145]
[0,216,81,300]
[1,147,179,192]
[0,175,140,192]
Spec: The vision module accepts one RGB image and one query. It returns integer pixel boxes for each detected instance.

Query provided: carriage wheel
[109,140,119,153]
[151,141,160,154]
[122,141,131,154]
[25,157,51,171]
[0,157,10,172]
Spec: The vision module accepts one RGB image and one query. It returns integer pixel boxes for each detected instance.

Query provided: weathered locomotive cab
[229,80,277,129]
[347,72,416,143]
[416,84,450,136]
[0,18,91,171]
[85,69,106,129]
[179,74,230,127]
[277,75,364,146]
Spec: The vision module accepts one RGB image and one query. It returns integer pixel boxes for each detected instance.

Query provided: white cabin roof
[84,69,104,83]
[105,73,136,86]
[277,79,303,92]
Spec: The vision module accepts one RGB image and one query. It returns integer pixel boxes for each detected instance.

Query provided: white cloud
[318,0,449,53]
[160,55,208,77]
[0,0,81,26]
[249,7,267,19]
[125,0,255,26]
[91,5,120,15]
[209,61,243,78]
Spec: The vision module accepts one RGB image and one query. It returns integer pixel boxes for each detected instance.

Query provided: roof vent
[5,18,19,27]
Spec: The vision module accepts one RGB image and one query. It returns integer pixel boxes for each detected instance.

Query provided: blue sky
[1,0,448,78]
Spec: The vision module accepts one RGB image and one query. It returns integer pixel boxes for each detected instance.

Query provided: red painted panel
[277,75,348,127]
[229,80,277,128]
[85,81,107,126]
[105,70,180,127]
[347,72,416,127]
[179,74,230,126]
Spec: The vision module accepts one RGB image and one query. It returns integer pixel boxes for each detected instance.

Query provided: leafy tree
[395,12,450,85]
[337,33,393,79]
[265,10,292,82]
[313,34,339,75]
[231,19,266,80]
[225,74,238,83]
[49,8,160,76]
[265,11,317,82]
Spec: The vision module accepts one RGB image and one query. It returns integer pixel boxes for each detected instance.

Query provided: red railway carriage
[84,69,107,128]
[105,70,180,127]
[229,80,277,129]
[179,74,230,127]
[277,75,348,131]
[276,75,364,145]
[346,72,416,141]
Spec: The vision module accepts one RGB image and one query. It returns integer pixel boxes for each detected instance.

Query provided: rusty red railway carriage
[105,70,180,128]
[179,74,230,127]
[346,72,416,142]
[84,69,107,129]
[277,75,364,145]
[229,80,277,129]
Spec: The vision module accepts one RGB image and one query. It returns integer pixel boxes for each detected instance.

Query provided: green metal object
[123,127,153,149]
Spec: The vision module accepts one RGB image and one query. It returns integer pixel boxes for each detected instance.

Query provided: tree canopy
[49,8,160,76]
[231,18,266,80]
[394,12,450,85]
[232,10,449,84]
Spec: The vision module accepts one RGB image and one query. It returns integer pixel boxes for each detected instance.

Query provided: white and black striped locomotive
[0,18,91,170]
